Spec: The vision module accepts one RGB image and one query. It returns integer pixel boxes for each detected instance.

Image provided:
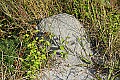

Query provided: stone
[36,13,94,80]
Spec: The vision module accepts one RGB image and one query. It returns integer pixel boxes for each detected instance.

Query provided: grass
[0,0,120,80]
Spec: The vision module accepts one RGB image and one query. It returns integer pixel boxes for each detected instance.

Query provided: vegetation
[0,0,120,80]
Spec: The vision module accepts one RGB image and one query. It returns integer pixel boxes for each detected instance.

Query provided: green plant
[21,31,67,79]
[0,38,21,79]
[22,33,52,79]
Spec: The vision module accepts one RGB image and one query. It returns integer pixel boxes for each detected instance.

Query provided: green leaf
[37,51,40,55]
[34,55,37,59]
[39,39,44,42]
[108,68,113,80]
[27,71,32,75]
[60,45,65,50]
[41,54,46,60]
[46,41,50,46]
[61,38,65,44]
[79,56,91,64]
[42,48,46,53]
[54,50,57,55]
[27,43,32,48]
[25,34,29,37]
[19,58,24,62]
[36,37,39,40]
